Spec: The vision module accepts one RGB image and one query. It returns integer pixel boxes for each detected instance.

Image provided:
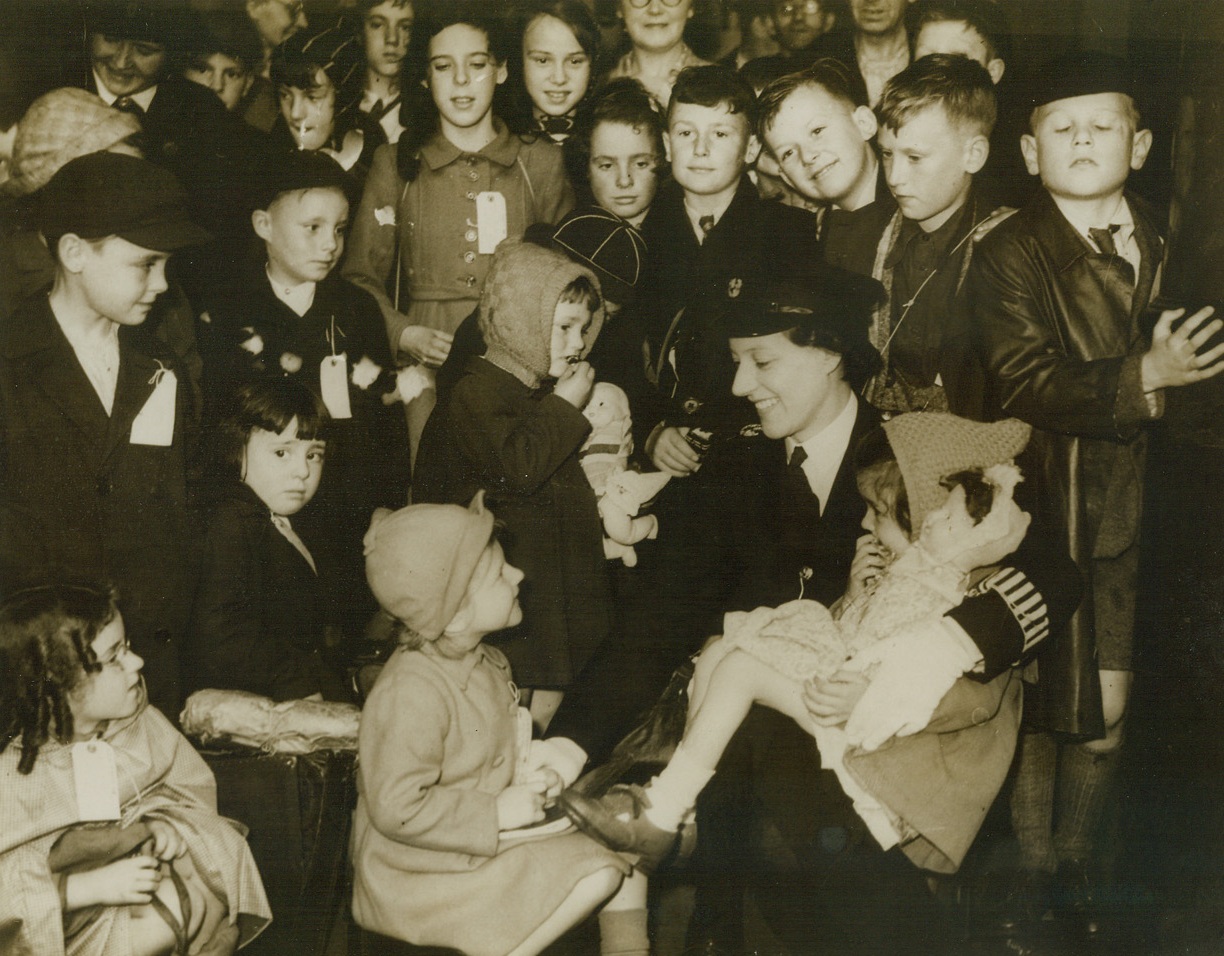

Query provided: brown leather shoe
[558,784,679,872]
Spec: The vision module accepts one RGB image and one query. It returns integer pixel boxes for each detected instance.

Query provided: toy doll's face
[860,492,911,558]
[550,299,594,377]
[426,24,507,134]
[253,186,349,287]
[70,614,144,739]
[242,416,327,517]
[589,120,660,226]
[523,14,591,120]
[280,69,337,150]
[918,483,977,558]
[765,83,878,210]
[185,52,254,111]
[364,1,414,81]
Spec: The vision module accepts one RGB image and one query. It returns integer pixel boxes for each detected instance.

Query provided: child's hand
[523,767,564,802]
[398,325,454,368]
[1142,306,1224,391]
[65,854,162,909]
[497,780,548,830]
[803,669,870,726]
[845,533,889,604]
[554,360,594,408]
[145,820,186,862]
[646,425,702,476]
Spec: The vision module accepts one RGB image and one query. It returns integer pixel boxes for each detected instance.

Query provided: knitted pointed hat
[882,413,1031,529]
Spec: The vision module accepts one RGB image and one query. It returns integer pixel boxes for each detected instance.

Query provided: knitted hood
[882,413,1031,530]
[479,238,603,388]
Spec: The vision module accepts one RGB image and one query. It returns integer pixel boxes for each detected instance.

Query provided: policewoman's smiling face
[729,331,842,443]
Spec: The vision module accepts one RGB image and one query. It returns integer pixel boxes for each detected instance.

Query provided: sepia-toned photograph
[1,0,1222,954]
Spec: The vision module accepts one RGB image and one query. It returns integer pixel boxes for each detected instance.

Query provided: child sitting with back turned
[563,412,1034,875]
[353,494,644,956]
[0,584,270,955]
[413,239,612,729]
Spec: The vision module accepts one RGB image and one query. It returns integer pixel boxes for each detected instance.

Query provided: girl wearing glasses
[343,0,573,471]
[0,584,271,956]
[606,0,711,108]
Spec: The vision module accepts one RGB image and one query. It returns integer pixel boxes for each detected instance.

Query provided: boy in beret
[970,49,1224,927]
[0,151,210,717]
[200,148,410,644]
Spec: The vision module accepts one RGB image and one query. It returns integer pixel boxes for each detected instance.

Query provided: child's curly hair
[0,584,118,774]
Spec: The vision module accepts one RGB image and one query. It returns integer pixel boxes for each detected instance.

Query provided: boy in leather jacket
[969,50,1224,929]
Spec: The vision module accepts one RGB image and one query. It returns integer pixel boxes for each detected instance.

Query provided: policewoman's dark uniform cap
[723,264,885,347]
[1029,49,1136,113]
[37,152,211,252]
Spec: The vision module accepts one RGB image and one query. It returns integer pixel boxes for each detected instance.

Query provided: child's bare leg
[681,648,810,772]
[598,871,650,956]
[126,886,182,956]
[687,636,732,721]
[506,866,625,956]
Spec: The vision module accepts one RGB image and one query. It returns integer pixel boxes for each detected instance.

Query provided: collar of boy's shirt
[782,390,857,515]
[1054,194,1139,273]
[884,198,969,272]
[266,264,317,316]
[93,73,157,113]
[421,118,518,171]
[683,196,733,243]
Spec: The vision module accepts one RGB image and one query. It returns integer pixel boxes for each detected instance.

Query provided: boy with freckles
[971,51,1224,925]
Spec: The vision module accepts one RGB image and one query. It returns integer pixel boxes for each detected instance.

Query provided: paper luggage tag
[476,191,508,254]
[129,366,177,446]
[72,740,122,821]
[320,354,352,419]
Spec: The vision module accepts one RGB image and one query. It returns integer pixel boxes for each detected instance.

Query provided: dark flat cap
[37,152,210,252]
[1030,49,1135,112]
[723,264,885,346]
[251,148,356,210]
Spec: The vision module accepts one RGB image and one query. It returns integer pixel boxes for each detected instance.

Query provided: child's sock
[598,907,649,956]
[1010,730,1058,873]
[641,744,714,832]
[1054,741,1120,865]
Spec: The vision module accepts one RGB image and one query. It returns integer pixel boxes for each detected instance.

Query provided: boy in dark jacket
[970,50,1224,926]
[0,152,209,716]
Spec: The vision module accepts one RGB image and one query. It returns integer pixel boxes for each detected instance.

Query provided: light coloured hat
[363,492,495,642]
[7,88,141,197]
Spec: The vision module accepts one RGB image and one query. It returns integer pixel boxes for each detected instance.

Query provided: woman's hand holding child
[554,360,595,409]
[497,779,550,831]
[803,670,870,726]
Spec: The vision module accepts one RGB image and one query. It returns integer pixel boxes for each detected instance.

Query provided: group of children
[0,0,1220,953]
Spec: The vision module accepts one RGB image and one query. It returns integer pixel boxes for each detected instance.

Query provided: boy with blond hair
[971,50,1224,927]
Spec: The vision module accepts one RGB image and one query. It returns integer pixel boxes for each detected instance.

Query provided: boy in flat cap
[201,148,410,644]
[0,151,209,717]
[970,49,1224,927]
